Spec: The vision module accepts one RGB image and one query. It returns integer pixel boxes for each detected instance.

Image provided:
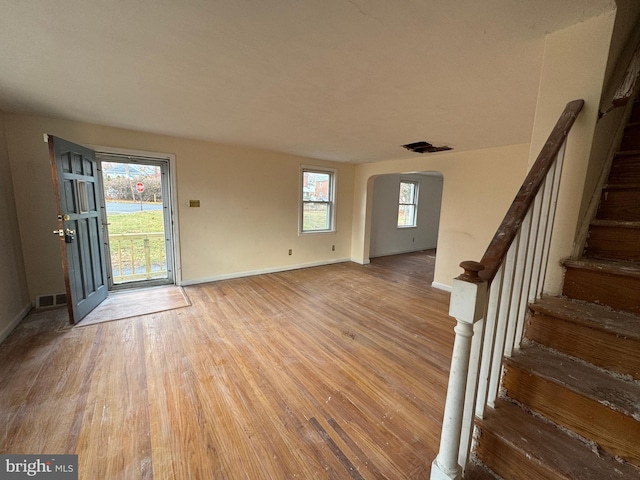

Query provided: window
[398,180,419,227]
[301,168,336,233]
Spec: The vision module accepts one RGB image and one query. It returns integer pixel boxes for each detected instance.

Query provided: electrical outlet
[332,245,335,251]
[189,200,200,207]
[288,249,292,255]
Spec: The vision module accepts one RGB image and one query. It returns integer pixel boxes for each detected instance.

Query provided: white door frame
[88,145,182,287]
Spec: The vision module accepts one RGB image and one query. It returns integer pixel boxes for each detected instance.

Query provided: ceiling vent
[402,141,452,154]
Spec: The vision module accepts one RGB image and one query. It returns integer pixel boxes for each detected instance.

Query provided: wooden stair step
[461,462,497,480]
[563,258,640,314]
[503,345,640,468]
[585,220,640,262]
[597,188,640,222]
[620,122,640,151]
[609,152,640,185]
[526,296,640,379]
[603,183,640,190]
[475,399,640,480]
[631,103,640,123]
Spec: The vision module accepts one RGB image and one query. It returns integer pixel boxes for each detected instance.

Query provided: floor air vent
[36,293,67,308]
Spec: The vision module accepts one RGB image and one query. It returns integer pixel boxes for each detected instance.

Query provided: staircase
[470,102,640,479]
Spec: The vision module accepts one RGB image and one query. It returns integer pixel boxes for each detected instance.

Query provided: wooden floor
[0,251,454,479]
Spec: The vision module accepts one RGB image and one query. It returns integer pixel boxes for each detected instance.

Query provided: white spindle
[474,267,503,418]
[538,141,568,295]
[527,190,544,302]
[487,244,516,407]
[504,231,523,357]
[513,209,534,348]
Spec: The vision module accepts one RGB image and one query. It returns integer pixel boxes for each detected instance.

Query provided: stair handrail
[431,99,584,480]
[479,99,584,282]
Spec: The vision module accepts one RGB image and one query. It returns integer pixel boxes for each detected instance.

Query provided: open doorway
[98,153,175,290]
[369,172,443,258]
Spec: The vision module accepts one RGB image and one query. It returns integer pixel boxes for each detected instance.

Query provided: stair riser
[597,190,640,222]
[621,125,640,151]
[525,312,640,379]
[584,225,640,262]
[475,429,566,480]
[503,364,640,468]
[563,267,640,315]
[631,106,640,124]
[608,156,640,184]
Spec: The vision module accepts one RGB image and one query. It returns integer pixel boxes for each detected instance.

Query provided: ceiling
[0,0,617,163]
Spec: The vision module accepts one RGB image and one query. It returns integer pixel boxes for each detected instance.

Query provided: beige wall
[530,12,617,294]
[5,114,354,302]
[351,144,530,289]
[0,110,30,342]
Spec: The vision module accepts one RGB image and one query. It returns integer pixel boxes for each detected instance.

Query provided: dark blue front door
[49,136,108,324]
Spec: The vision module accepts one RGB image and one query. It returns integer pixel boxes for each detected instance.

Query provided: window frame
[397,179,419,228]
[300,166,337,234]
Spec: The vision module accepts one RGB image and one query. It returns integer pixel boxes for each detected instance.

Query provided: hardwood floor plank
[0,252,453,479]
[75,321,153,479]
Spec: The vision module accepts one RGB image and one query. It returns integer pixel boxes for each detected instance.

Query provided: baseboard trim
[431,281,452,293]
[0,303,32,344]
[370,246,436,258]
[181,258,351,286]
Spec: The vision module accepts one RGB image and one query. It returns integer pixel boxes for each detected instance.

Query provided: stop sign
[136,182,145,193]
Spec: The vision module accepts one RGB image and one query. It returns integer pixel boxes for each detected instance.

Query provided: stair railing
[430,99,585,480]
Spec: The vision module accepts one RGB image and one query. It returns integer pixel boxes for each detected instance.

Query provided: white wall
[370,173,443,257]
[4,114,355,302]
[0,110,30,342]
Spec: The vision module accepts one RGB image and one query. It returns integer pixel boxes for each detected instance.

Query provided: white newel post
[431,261,487,480]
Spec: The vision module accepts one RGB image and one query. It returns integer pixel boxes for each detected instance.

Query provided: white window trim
[398,179,419,228]
[299,166,337,234]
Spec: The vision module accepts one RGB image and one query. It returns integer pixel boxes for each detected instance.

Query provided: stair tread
[478,399,640,479]
[530,296,640,341]
[563,257,640,279]
[613,149,640,157]
[462,463,497,480]
[590,219,640,229]
[603,183,640,190]
[506,345,640,420]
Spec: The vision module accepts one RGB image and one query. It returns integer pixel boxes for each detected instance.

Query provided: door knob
[53,228,75,237]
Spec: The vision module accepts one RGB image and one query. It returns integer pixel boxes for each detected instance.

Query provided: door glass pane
[102,161,168,285]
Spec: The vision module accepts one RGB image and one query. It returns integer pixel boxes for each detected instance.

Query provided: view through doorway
[99,154,174,290]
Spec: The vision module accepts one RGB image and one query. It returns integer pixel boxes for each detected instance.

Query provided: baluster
[144,236,151,278]
[475,266,503,418]
[537,141,567,296]
[504,231,523,357]
[117,238,123,277]
[513,209,533,348]
[526,188,545,302]
[530,160,555,300]
[130,239,135,277]
[487,242,516,407]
